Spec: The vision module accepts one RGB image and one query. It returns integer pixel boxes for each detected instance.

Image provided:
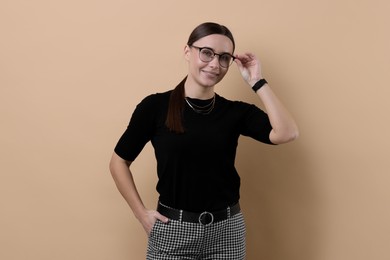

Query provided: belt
[157,202,241,226]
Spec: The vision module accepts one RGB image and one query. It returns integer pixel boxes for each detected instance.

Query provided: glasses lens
[219,54,233,68]
[197,47,233,68]
[199,48,214,62]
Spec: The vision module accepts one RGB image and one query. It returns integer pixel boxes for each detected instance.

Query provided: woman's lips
[202,70,219,78]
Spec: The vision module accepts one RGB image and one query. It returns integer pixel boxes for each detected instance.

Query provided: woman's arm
[255,84,299,144]
[109,152,168,234]
[235,53,299,144]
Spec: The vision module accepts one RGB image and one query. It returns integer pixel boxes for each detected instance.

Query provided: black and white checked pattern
[146,212,246,259]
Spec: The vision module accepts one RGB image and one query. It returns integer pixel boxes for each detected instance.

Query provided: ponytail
[165,76,187,133]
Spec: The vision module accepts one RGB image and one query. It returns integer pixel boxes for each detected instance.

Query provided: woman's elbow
[270,127,299,144]
[288,128,299,142]
[288,124,300,141]
[109,152,131,174]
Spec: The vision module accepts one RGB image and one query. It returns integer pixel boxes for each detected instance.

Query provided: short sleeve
[114,95,157,161]
[239,103,275,145]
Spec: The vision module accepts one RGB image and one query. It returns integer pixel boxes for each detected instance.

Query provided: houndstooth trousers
[146,212,246,260]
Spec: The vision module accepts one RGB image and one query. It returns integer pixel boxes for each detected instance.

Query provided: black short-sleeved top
[114,89,274,212]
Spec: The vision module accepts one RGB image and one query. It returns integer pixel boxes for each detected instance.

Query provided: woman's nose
[208,55,220,67]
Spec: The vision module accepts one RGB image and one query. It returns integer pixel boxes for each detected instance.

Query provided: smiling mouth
[202,70,219,77]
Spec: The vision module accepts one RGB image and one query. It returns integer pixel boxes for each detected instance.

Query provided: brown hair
[165,22,235,133]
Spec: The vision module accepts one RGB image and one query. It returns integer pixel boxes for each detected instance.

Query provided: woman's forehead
[193,34,234,53]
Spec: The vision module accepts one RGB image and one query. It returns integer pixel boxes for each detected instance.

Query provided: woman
[109,22,298,260]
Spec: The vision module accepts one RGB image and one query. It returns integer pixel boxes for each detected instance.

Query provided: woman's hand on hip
[139,209,169,236]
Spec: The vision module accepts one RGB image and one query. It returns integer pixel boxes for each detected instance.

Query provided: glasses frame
[191,45,235,68]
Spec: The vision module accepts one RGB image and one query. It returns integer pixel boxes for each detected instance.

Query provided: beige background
[1,0,389,259]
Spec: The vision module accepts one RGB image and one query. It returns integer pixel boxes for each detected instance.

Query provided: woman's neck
[184,77,215,99]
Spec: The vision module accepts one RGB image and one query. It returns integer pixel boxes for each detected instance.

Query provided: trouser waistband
[157,202,241,225]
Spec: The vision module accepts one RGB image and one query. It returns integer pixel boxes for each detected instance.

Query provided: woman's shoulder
[217,94,253,110]
[137,90,172,108]
[141,90,172,103]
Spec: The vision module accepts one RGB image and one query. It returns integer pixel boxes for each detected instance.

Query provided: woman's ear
[184,45,191,61]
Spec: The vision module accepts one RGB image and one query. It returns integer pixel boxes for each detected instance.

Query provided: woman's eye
[202,49,214,57]
[220,54,231,62]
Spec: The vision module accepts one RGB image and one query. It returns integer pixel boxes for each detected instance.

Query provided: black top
[114,89,274,212]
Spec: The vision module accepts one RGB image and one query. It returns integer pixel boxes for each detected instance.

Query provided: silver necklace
[185,95,216,115]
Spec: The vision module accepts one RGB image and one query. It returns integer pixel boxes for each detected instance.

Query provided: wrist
[251,78,268,93]
[131,203,147,220]
[248,76,262,87]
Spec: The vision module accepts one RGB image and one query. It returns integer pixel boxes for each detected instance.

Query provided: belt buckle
[199,211,214,226]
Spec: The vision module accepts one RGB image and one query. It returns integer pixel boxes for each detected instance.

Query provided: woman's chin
[199,76,221,88]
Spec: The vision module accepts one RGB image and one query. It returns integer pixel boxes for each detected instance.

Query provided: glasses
[191,46,235,68]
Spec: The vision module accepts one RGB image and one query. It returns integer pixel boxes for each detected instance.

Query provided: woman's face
[185,34,234,89]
